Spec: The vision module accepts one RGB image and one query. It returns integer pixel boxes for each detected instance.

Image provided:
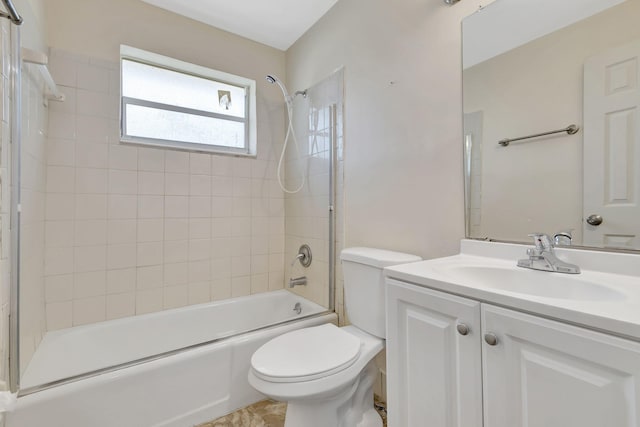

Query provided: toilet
[248,247,422,427]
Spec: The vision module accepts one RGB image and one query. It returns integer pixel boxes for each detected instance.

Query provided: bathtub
[8,290,335,427]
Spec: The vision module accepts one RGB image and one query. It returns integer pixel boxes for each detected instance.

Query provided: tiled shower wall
[43,49,286,330]
[285,70,344,317]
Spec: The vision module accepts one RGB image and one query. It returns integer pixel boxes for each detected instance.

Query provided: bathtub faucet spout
[289,276,307,288]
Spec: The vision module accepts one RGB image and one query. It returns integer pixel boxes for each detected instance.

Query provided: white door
[386,279,483,427]
[583,39,640,249]
[482,304,640,427]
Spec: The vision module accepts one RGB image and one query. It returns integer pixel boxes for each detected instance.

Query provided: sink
[434,264,626,301]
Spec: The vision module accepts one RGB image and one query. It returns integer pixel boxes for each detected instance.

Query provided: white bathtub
[8,290,335,427]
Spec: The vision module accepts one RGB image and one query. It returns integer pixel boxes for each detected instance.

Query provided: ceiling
[140,0,339,51]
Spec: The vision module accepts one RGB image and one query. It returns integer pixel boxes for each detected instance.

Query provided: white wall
[464,0,640,243]
[40,0,290,329]
[286,0,484,261]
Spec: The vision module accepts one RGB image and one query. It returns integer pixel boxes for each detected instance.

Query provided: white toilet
[248,247,421,427]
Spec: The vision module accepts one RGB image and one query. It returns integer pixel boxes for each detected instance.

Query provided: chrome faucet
[517,233,580,274]
[553,230,573,246]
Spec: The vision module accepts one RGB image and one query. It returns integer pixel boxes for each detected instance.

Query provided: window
[120,45,257,155]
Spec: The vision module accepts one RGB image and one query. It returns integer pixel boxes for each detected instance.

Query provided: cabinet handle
[484,333,498,346]
[456,323,470,336]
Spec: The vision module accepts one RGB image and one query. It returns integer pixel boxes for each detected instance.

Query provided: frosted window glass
[122,60,246,118]
[126,104,245,148]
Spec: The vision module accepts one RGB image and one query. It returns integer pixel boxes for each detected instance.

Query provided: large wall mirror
[462,0,640,251]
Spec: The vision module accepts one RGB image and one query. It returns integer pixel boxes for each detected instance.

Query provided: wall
[464,0,640,243]
[41,0,288,329]
[286,0,479,261]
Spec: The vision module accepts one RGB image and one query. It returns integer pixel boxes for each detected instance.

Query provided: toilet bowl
[248,247,421,427]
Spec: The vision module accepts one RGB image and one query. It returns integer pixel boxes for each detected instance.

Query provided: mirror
[462,0,640,251]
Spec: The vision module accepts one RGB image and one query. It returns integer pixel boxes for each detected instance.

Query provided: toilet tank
[340,248,421,338]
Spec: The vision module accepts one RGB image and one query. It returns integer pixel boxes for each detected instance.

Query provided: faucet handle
[527,233,554,251]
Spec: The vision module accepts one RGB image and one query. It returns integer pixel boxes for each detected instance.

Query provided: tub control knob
[456,323,470,336]
[484,333,498,346]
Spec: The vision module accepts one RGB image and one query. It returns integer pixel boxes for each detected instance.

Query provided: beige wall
[464,0,640,243]
[286,0,484,261]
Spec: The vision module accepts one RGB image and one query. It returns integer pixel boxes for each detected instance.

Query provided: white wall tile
[211,278,231,300]
[136,241,163,267]
[138,195,164,219]
[106,292,135,320]
[74,245,107,272]
[45,275,73,303]
[164,239,188,264]
[190,175,211,196]
[77,63,109,93]
[107,195,137,219]
[76,168,107,194]
[190,153,211,175]
[73,296,106,326]
[75,194,107,220]
[164,218,189,241]
[107,243,136,269]
[46,166,75,193]
[165,196,188,218]
[165,173,189,195]
[108,170,137,194]
[165,150,189,173]
[136,265,163,290]
[46,301,73,330]
[137,219,163,242]
[163,262,187,286]
[188,282,210,305]
[136,289,163,314]
[106,268,136,295]
[138,148,165,172]
[138,172,164,195]
[163,285,188,309]
[107,219,137,244]
[73,270,106,298]
[108,145,138,170]
[45,194,72,222]
[74,219,107,246]
[45,221,74,248]
[76,143,108,168]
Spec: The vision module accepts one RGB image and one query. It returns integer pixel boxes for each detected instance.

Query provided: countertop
[384,239,640,341]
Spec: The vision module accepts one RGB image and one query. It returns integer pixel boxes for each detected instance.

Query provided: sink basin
[434,264,626,301]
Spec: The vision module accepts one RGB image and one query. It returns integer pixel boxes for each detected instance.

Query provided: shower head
[265,74,292,103]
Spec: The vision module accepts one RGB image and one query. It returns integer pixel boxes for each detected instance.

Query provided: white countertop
[384,239,640,341]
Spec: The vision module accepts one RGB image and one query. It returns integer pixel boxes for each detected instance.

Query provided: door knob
[456,323,470,336]
[586,214,603,226]
[484,333,498,346]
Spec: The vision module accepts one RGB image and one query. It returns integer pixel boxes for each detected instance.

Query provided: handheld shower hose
[266,75,306,194]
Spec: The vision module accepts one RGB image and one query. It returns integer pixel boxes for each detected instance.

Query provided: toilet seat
[251,324,362,383]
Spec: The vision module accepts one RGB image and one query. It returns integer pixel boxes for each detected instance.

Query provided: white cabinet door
[386,279,483,427]
[482,304,640,427]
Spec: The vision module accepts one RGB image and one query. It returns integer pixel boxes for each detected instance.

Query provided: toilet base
[283,360,382,427]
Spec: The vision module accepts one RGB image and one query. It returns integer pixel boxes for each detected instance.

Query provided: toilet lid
[251,324,362,383]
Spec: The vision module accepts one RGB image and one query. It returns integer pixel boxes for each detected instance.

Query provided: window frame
[119,45,257,156]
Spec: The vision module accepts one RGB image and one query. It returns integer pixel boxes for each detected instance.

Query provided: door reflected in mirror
[462,0,640,251]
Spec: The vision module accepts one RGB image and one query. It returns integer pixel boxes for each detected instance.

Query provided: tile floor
[198,397,387,427]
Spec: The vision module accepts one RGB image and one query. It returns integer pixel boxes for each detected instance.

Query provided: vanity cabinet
[386,279,483,427]
[386,279,640,427]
